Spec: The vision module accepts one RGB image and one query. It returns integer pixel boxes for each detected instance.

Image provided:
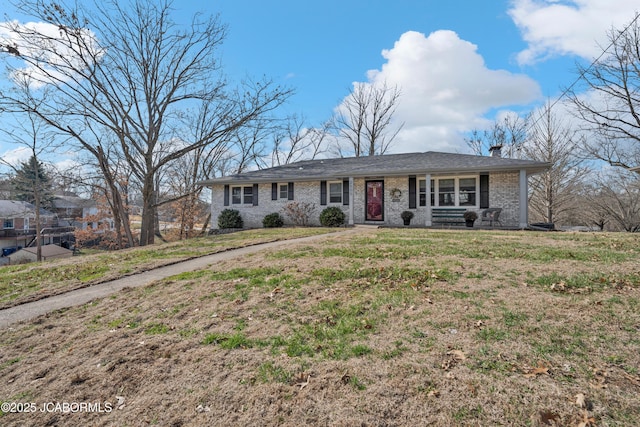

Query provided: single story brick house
[201,150,550,229]
[0,200,58,251]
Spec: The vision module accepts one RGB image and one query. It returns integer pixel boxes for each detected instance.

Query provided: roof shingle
[201,151,550,185]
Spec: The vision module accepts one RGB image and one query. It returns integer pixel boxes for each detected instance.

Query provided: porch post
[425,173,432,226]
[348,177,354,225]
[519,169,528,228]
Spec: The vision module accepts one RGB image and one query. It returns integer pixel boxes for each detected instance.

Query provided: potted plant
[401,210,414,226]
[463,210,478,227]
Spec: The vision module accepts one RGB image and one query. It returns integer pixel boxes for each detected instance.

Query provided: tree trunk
[34,181,42,262]
[140,174,156,246]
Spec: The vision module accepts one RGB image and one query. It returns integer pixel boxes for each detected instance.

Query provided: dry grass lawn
[0,228,638,426]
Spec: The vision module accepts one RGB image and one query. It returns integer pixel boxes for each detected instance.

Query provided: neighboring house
[201,149,550,229]
[51,193,100,230]
[8,244,73,264]
[0,200,59,251]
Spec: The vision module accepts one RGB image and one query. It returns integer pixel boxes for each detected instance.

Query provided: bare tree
[0,81,60,261]
[333,81,403,157]
[0,0,292,246]
[524,102,590,225]
[268,114,330,167]
[585,169,640,232]
[466,113,529,158]
[567,13,640,170]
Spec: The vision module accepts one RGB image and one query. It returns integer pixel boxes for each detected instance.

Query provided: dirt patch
[1,229,638,426]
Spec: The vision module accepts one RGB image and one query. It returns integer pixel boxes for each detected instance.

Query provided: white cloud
[0,20,102,89]
[0,146,31,167]
[345,30,541,153]
[508,0,640,64]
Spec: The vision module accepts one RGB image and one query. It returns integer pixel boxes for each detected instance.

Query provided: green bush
[218,209,244,229]
[262,212,284,228]
[319,206,346,227]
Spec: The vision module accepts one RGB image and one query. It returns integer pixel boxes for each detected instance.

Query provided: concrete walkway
[0,227,368,328]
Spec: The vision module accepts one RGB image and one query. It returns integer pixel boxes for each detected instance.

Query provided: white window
[242,186,253,205]
[438,179,455,206]
[329,182,342,203]
[419,179,434,207]
[458,178,477,206]
[231,187,242,204]
[279,184,289,199]
[419,177,479,208]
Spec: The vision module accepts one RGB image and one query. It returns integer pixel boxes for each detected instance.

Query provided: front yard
[0,228,638,426]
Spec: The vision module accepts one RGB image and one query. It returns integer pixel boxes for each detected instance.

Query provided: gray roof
[201,151,550,185]
[14,244,73,258]
[52,194,96,209]
[0,200,56,218]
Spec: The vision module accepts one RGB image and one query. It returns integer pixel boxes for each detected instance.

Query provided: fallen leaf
[115,396,125,410]
[447,350,466,361]
[195,404,211,413]
[576,410,596,427]
[575,393,586,408]
[523,362,549,378]
[295,373,311,390]
[538,410,559,425]
[427,389,440,398]
[623,372,640,386]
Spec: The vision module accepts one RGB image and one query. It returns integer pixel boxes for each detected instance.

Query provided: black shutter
[480,174,489,209]
[288,182,294,200]
[408,176,417,209]
[223,185,229,206]
[343,179,349,205]
[320,181,327,205]
[253,183,259,206]
[271,183,277,200]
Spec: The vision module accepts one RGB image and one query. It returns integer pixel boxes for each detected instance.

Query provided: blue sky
[1,0,639,164]
[209,0,536,124]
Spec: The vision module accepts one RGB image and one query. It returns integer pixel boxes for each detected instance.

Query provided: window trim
[419,176,479,208]
[328,181,343,204]
[279,184,289,200]
[231,186,242,204]
[231,186,254,205]
[243,186,254,205]
[3,218,14,229]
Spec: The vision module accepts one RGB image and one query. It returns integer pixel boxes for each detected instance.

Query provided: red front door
[366,181,384,221]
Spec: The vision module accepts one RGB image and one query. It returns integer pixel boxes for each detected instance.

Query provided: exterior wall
[351,176,408,226]
[210,171,523,228]
[211,182,329,229]
[488,171,520,226]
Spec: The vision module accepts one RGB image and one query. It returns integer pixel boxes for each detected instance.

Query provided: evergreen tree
[12,156,54,209]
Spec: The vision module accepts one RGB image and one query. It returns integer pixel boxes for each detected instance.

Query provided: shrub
[218,209,244,229]
[262,212,284,228]
[283,202,315,226]
[401,211,414,220]
[463,210,478,221]
[319,206,346,227]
